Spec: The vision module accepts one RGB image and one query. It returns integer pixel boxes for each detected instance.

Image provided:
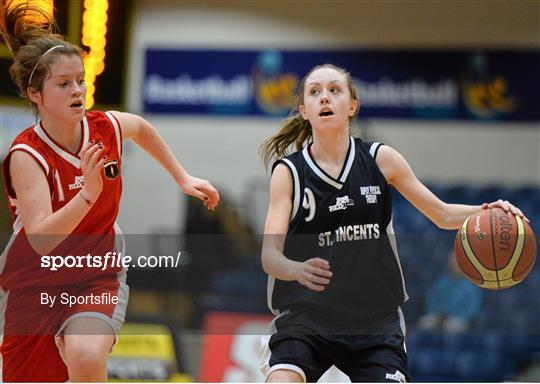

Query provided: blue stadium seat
[410,348,455,378]
[511,186,540,218]
[477,185,510,204]
[423,182,448,202]
[441,334,480,351]
[453,350,503,380]
[445,185,478,205]
[411,332,443,348]
[480,334,504,352]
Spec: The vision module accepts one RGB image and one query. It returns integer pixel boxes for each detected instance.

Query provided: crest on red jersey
[104,159,119,180]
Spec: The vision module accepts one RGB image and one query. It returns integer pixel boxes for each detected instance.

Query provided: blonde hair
[260,64,359,168]
[0,0,82,111]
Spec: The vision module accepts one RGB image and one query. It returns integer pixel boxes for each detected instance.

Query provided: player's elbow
[24,224,59,255]
[261,249,272,276]
[432,202,452,229]
[27,237,54,256]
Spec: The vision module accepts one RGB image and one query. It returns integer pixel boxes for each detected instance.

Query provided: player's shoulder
[85,110,123,145]
[272,148,303,174]
[8,124,50,158]
[85,110,117,126]
[11,124,39,145]
[354,137,385,159]
[5,125,52,179]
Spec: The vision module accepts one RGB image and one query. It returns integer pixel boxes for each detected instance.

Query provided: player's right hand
[80,140,107,202]
[294,258,333,292]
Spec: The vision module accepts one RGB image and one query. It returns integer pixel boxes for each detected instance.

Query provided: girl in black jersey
[259,64,526,382]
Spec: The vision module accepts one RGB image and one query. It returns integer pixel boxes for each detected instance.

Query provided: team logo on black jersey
[360,185,381,204]
[385,370,406,383]
[104,159,119,180]
[329,195,354,212]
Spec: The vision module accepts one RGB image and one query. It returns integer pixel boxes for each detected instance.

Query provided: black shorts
[261,309,410,382]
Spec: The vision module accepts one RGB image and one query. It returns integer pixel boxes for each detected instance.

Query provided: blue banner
[143,49,540,121]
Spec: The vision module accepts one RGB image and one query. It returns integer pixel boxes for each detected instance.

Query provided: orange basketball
[454,207,536,289]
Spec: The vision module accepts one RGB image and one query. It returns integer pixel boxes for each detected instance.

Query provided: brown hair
[260,63,360,168]
[0,0,82,110]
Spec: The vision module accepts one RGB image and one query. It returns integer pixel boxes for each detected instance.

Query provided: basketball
[454,208,537,289]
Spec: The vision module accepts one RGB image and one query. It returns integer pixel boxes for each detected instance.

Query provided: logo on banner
[253,51,298,115]
[462,53,516,119]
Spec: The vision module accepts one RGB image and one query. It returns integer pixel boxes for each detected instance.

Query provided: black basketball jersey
[268,137,408,322]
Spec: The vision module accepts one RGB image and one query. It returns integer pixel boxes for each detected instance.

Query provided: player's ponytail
[260,105,313,169]
[260,64,359,169]
[0,0,81,103]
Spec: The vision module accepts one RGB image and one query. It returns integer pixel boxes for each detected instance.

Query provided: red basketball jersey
[1,111,124,289]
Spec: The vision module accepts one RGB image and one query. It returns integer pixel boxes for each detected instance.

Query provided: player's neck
[311,130,350,169]
[40,116,82,154]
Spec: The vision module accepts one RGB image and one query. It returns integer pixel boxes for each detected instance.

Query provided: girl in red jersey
[0,1,219,381]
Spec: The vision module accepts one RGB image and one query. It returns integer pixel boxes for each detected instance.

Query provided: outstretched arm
[261,163,332,291]
[375,145,526,230]
[112,111,219,210]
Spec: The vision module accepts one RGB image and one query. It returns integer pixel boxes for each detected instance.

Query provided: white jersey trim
[80,116,90,155]
[10,144,50,176]
[302,137,355,190]
[54,170,65,202]
[280,158,301,222]
[339,137,356,183]
[261,311,306,381]
[266,364,307,382]
[105,112,122,156]
[398,306,407,339]
[266,276,278,316]
[12,215,23,233]
[8,197,18,216]
[113,222,128,276]
[33,117,90,169]
[387,217,409,302]
[369,142,382,158]
[302,147,343,190]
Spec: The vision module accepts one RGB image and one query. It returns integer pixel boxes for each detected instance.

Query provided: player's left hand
[181,175,220,210]
[482,199,529,222]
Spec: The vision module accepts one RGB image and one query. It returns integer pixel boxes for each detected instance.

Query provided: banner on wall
[199,311,272,382]
[143,49,540,121]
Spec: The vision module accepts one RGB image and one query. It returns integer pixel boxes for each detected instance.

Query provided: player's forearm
[131,122,190,187]
[261,247,301,282]
[25,190,93,254]
[439,203,482,230]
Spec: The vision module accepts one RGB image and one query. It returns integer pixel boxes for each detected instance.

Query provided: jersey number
[303,188,316,222]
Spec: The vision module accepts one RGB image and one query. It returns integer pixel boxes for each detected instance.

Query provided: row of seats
[391,184,540,235]
[407,333,540,381]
